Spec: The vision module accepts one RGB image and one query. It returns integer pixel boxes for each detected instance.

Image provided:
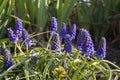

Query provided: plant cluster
[0,17,120,80]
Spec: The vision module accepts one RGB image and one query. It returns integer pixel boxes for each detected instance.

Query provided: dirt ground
[105,43,120,67]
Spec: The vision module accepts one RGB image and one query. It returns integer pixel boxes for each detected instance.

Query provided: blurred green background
[0,0,120,47]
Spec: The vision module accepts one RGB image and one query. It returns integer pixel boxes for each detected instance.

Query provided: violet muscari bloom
[50,17,57,34]
[14,18,23,40]
[59,23,66,40]
[51,33,60,51]
[75,28,94,57]
[4,58,13,69]
[68,24,76,39]
[31,50,37,63]
[22,28,31,47]
[23,38,31,47]
[7,28,17,43]
[95,37,106,59]
[22,28,29,39]
[0,43,13,68]
[63,34,72,54]
[32,56,37,62]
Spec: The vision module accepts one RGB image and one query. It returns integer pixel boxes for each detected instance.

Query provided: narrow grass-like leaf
[15,0,26,19]
[26,0,36,23]
[36,0,47,31]
[0,0,7,15]
[57,0,77,31]
[102,60,120,70]
[7,0,15,15]
[42,58,55,80]
[0,19,9,38]
[24,61,30,80]
[114,75,119,80]
[0,57,30,79]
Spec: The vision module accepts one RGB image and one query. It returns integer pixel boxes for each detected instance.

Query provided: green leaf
[57,0,77,31]
[24,61,30,80]
[15,0,26,19]
[42,58,55,80]
[7,0,15,15]
[0,57,30,79]
[0,0,7,16]
[36,0,47,31]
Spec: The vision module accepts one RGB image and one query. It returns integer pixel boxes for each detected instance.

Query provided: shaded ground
[106,44,120,67]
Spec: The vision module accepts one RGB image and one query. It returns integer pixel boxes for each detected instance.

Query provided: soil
[105,43,120,67]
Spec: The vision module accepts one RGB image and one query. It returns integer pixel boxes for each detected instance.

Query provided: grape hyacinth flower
[59,23,66,40]
[14,18,23,40]
[51,33,60,51]
[95,37,106,59]
[22,28,31,47]
[7,28,17,43]
[0,43,13,68]
[63,34,72,54]
[50,17,57,34]
[75,28,94,57]
[47,17,57,49]
[61,35,72,69]
[68,24,76,39]
[23,38,31,47]
[30,50,37,63]
[4,58,13,69]
[32,56,37,62]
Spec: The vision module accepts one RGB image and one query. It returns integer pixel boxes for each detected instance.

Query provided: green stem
[29,31,50,38]
[62,51,67,65]
[14,43,17,57]
[57,78,60,80]
[102,60,120,70]
[15,42,25,55]
[60,38,62,44]
[24,61,30,80]
[0,57,30,80]
[76,50,80,59]
[26,47,29,54]
[46,34,53,49]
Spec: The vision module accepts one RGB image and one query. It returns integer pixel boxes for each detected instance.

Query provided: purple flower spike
[95,37,106,59]
[4,58,13,69]
[51,33,60,51]
[75,28,94,57]
[32,56,37,63]
[7,28,17,43]
[14,18,23,40]
[68,24,76,39]
[63,34,72,54]
[31,50,37,63]
[50,17,57,34]
[1,46,13,69]
[22,28,31,47]
[59,23,66,40]
[22,28,29,40]
[23,38,31,47]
